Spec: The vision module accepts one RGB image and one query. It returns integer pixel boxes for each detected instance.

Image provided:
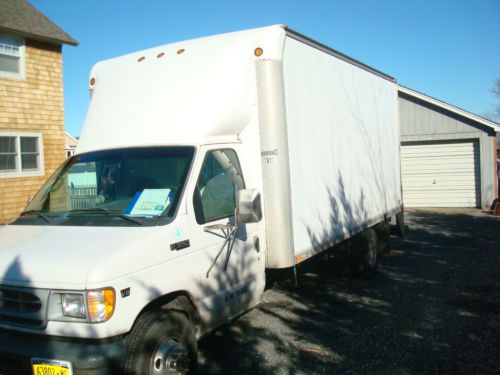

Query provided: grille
[0,287,47,329]
[0,289,41,313]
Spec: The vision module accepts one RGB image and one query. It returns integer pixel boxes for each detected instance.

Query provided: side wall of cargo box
[258,34,403,269]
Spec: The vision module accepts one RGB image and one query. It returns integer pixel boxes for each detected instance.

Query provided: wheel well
[138,291,201,331]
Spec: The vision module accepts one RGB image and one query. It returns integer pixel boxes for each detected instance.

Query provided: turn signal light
[87,288,115,323]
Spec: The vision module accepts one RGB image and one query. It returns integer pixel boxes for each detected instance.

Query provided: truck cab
[0,142,266,374]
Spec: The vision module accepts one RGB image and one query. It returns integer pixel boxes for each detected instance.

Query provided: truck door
[188,147,264,327]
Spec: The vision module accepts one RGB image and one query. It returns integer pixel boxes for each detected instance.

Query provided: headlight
[87,288,115,323]
[48,288,115,323]
[62,293,86,319]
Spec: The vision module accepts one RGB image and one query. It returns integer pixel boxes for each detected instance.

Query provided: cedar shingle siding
[0,0,77,224]
[0,39,65,223]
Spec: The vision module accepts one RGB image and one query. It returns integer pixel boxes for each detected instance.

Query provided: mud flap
[395,211,406,239]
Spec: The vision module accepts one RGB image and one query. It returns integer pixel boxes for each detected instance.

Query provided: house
[399,85,500,208]
[0,0,77,224]
[65,131,78,158]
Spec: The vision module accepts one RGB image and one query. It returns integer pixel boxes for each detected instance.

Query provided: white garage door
[401,140,480,207]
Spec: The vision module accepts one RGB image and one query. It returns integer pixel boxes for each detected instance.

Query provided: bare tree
[492,78,500,121]
[488,79,500,153]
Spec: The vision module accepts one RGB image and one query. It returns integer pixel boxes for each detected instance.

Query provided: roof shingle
[0,0,78,46]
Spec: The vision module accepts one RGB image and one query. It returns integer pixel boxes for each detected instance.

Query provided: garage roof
[399,85,500,133]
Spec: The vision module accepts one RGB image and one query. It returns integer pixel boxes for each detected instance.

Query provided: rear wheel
[350,228,378,278]
[374,221,391,255]
[124,310,197,375]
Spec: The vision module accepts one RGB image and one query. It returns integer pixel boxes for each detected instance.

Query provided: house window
[0,133,44,177]
[0,35,24,78]
[0,136,16,170]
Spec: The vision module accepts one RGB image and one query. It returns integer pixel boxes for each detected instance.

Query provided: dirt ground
[198,208,500,374]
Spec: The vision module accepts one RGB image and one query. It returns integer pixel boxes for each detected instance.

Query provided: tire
[350,228,378,278]
[124,310,198,375]
[374,221,391,255]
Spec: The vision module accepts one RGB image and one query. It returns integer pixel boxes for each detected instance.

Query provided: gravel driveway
[198,208,500,374]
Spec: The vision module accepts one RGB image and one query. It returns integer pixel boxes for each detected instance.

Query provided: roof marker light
[254,47,264,57]
[157,52,165,58]
[177,48,185,55]
[138,56,145,62]
[90,78,96,86]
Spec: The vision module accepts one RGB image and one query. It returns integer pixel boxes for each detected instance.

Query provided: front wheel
[124,310,197,375]
[350,228,378,278]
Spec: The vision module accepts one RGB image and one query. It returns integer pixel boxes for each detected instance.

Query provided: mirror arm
[204,223,239,278]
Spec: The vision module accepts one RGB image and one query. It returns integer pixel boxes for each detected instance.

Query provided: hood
[0,224,176,290]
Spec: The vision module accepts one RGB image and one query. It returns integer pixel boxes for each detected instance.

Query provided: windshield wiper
[20,209,53,223]
[70,208,144,225]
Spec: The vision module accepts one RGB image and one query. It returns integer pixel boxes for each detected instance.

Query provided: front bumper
[0,329,126,375]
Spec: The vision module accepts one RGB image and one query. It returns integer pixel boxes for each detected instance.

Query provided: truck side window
[194,149,245,224]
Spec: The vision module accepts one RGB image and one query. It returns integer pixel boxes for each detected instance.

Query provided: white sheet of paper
[129,189,171,216]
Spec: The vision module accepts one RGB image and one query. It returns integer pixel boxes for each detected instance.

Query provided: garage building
[399,86,499,209]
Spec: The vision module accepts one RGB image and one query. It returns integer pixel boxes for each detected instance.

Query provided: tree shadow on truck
[305,174,369,272]
[198,209,500,374]
[194,231,276,374]
[197,172,373,373]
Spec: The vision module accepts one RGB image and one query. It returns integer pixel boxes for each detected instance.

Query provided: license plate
[32,358,73,375]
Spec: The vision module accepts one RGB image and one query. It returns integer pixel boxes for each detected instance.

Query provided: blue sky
[30,0,500,136]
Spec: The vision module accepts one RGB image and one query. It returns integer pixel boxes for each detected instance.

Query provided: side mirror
[236,189,262,223]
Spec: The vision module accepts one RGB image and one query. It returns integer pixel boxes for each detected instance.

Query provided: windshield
[14,147,194,226]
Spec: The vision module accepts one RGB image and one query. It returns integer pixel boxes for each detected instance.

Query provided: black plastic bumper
[0,329,126,375]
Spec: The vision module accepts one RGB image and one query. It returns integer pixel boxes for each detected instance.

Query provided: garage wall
[399,92,497,208]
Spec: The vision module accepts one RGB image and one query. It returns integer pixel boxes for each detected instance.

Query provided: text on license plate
[32,358,73,375]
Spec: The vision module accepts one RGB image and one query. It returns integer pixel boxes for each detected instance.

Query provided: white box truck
[0,25,403,374]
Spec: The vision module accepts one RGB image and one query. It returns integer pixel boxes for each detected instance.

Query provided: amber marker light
[138,56,145,62]
[157,52,165,58]
[295,255,305,264]
[89,78,96,86]
[177,48,185,55]
[254,47,264,57]
[87,288,115,323]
